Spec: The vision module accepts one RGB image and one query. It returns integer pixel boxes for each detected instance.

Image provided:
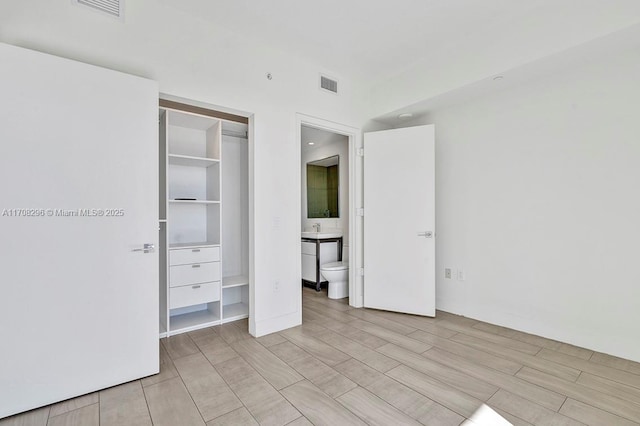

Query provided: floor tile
[334,359,384,388]
[464,404,513,426]
[576,371,640,406]
[256,333,287,348]
[161,334,200,360]
[280,328,350,366]
[537,348,640,389]
[590,352,640,375]
[206,407,257,426]
[192,332,225,349]
[492,409,534,426]
[348,320,431,354]
[173,353,242,421]
[199,340,239,366]
[314,329,399,372]
[378,344,499,401]
[47,404,98,426]
[408,329,522,375]
[557,343,593,360]
[284,417,313,426]
[280,380,367,426]
[141,343,179,387]
[472,322,562,350]
[99,381,151,426]
[0,407,49,426]
[559,398,638,426]
[424,347,566,411]
[435,310,480,327]
[438,319,541,355]
[48,393,98,418]
[337,387,422,425]
[346,309,417,335]
[143,377,205,426]
[364,309,458,339]
[451,333,580,381]
[288,355,357,398]
[215,357,301,425]
[187,327,219,344]
[386,365,483,418]
[516,367,640,423]
[268,341,309,364]
[217,323,251,344]
[230,318,249,331]
[487,389,581,426]
[309,315,390,349]
[231,339,303,390]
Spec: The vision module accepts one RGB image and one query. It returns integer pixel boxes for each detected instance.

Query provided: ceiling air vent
[320,74,339,95]
[74,0,123,19]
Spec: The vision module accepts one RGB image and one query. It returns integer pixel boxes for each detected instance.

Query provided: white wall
[301,139,350,244]
[0,0,366,336]
[425,46,640,361]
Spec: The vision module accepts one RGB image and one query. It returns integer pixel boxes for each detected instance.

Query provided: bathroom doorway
[297,114,361,309]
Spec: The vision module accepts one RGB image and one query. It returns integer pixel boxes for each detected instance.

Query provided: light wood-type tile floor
[3,287,640,426]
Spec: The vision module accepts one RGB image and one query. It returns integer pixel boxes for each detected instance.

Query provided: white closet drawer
[170,247,220,266]
[170,262,221,287]
[170,282,220,309]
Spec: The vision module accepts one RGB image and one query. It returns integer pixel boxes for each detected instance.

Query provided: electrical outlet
[445,268,452,279]
[457,269,466,281]
[273,281,280,292]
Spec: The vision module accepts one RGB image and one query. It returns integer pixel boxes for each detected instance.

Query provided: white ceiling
[375,21,640,125]
[301,125,348,153]
[161,0,640,87]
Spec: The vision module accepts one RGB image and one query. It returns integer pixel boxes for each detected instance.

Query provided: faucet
[313,223,321,232]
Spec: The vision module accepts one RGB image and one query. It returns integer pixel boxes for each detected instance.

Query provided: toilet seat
[320,261,348,271]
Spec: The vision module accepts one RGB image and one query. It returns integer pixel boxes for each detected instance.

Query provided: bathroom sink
[302,231,343,239]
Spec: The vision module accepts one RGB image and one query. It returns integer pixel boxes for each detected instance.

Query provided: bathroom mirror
[306,155,339,218]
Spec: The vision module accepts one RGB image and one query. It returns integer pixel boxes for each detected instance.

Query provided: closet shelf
[169,199,220,204]
[168,154,219,167]
[222,275,249,288]
[222,302,249,322]
[169,241,220,250]
[169,309,220,333]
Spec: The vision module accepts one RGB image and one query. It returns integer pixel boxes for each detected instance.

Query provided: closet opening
[159,97,253,337]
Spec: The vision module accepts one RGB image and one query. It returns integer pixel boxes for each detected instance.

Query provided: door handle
[132,243,155,253]
[417,231,433,238]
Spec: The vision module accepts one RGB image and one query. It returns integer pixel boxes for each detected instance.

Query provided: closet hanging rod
[221,130,248,139]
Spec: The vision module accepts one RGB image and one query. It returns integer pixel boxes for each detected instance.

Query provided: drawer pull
[192,264,201,268]
[192,249,200,252]
[192,285,201,289]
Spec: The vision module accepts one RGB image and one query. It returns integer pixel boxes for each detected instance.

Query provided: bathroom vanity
[301,231,343,291]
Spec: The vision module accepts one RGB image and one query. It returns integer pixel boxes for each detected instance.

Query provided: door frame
[296,113,363,308]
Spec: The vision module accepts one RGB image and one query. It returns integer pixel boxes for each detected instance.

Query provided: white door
[0,44,159,418]
[363,125,435,316]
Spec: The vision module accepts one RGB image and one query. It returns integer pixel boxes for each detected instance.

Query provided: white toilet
[320,261,349,299]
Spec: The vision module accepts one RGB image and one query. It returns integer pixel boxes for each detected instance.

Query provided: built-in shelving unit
[159,102,249,337]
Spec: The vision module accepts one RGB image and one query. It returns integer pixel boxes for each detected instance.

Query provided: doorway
[297,114,362,308]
